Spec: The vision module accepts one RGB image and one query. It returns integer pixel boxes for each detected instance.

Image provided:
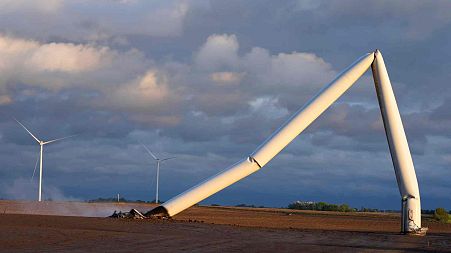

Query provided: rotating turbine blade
[141,144,158,160]
[31,150,40,181]
[161,157,176,162]
[13,118,40,143]
[43,134,77,145]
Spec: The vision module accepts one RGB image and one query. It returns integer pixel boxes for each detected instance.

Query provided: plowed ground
[0,201,450,252]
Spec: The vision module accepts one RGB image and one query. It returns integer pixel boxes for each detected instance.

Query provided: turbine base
[405,227,428,236]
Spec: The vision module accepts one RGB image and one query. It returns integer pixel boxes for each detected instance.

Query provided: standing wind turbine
[14,118,76,202]
[141,144,175,204]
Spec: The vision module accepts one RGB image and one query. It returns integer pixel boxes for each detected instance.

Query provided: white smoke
[0,179,156,217]
[2,178,79,201]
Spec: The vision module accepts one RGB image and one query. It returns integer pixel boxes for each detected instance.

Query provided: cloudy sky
[0,0,450,210]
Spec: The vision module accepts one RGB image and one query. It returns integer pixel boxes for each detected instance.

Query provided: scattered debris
[109,208,171,220]
[110,209,146,219]
[409,227,428,236]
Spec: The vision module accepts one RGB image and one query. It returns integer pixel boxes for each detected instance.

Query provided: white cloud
[0,32,348,129]
[0,0,62,13]
[0,1,189,41]
[0,35,112,80]
[210,71,243,85]
[0,35,37,74]
[102,70,172,111]
[27,42,111,73]
[249,96,289,119]
[242,47,271,74]
[0,34,147,94]
[195,34,240,70]
[243,48,336,89]
[189,34,337,116]
[270,52,333,85]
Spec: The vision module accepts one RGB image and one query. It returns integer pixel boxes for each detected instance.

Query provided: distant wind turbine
[141,144,175,203]
[14,118,76,202]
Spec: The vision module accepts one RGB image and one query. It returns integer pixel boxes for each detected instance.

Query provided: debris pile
[110,209,146,219]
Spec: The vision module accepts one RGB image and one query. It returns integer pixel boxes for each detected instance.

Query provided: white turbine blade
[141,144,158,160]
[13,118,40,143]
[31,150,40,181]
[161,157,176,162]
[43,134,77,145]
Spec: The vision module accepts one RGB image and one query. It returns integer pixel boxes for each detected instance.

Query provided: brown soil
[0,201,450,252]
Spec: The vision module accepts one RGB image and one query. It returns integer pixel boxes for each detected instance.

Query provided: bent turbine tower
[147,50,424,234]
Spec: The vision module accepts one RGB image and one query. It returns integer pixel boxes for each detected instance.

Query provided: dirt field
[0,201,450,252]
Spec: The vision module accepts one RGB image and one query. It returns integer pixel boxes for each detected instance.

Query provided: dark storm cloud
[0,0,450,209]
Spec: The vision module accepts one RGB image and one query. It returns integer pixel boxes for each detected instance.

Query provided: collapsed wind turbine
[147,50,426,235]
[14,118,76,202]
[142,144,175,203]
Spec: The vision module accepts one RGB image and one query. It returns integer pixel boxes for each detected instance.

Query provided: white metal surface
[371,50,421,232]
[39,143,43,202]
[251,52,375,166]
[163,157,261,217]
[150,50,423,233]
[156,160,160,203]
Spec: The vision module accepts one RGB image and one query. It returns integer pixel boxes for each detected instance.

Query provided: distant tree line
[287,201,396,212]
[235,203,266,208]
[210,203,266,208]
[87,197,153,203]
[288,201,356,212]
[288,201,451,217]
[421,208,451,215]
